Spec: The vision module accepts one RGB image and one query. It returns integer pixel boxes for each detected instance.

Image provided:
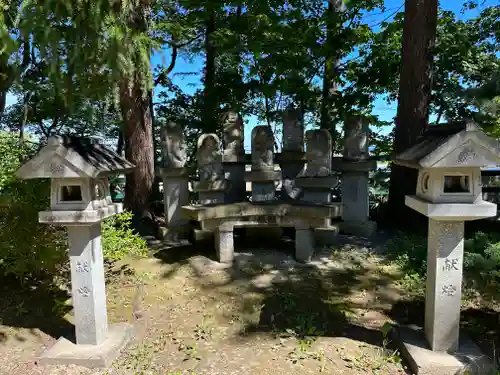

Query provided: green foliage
[101,210,149,262]
[0,177,67,281]
[0,132,67,280]
[0,131,33,189]
[386,229,500,297]
[464,231,500,283]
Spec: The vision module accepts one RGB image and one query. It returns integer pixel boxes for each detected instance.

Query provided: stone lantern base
[38,323,133,368]
[395,326,493,375]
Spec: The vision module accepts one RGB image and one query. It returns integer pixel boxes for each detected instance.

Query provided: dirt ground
[0,233,495,375]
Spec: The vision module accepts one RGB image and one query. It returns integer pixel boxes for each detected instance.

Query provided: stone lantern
[16,136,135,368]
[393,121,500,374]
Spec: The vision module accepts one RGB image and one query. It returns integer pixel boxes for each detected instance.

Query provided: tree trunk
[120,76,155,219]
[388,0,438,230]
[203,7,218,133]
[320,0,343,146]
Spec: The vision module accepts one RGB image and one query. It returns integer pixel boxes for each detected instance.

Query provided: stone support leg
[295,226,315,263]
[425,219,464,353]
[215,226,234,264]
[67,224,108,346]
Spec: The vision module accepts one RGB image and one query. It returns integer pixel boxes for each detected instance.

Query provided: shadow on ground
[153,233,403,355]
[0,276,73,344]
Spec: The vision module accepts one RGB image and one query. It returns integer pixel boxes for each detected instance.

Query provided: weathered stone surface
[332,157,376,172]
[224,163,247,203]
[199,191,225,205]
[16,136,134,180]
[163,178,189,227]
[38,323,133,368]
[405,196,497,221]
[301,129,332,177]
[295,176,338,189]
[192,180,228,192]
[282,107,304,152]
[39,203,123,225]
[395,326,493,375]
[67,224,108,345]
[244,170,282,182]
[181,202,342,222]
[393,120,500,169]
[252,182,276,202]
[343,116,369,162]
[251,126,275,171]
[341,172,370,222]
[160,121,187,169]
[197,133,224,182]
[215,228,234,264]
[425,220,465,352]
[314,225,340,246]
[222,110,245,162]
[295,229,314,262]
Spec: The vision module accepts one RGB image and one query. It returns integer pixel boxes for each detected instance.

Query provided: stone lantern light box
[394,121,500,219]
[16,136,134,224]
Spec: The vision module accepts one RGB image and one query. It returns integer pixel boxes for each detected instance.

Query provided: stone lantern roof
[16,135,135,180]
[393,121,500,169]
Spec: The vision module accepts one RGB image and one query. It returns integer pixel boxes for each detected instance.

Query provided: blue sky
[5,0,495,150]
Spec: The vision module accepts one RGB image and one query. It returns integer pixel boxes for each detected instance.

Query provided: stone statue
[222,110,244,157]
[160,121,186,169]
[343,116,369,161]
[303,129,332,177]
[197,134,223,181]
[282,107,304,152]
[251,126,274,171]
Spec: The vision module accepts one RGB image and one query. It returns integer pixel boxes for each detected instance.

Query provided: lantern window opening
[443,174,471,194]
[59,185,84,202]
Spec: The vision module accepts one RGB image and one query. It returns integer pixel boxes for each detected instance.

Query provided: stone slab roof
[393,121,500,169]
[16,136,135,179]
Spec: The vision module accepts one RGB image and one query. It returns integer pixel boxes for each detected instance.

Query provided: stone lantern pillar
[16,136,135,368]
[393,121,500,375]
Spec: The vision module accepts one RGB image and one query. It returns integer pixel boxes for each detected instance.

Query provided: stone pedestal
[425,219,464,352]
[223,161,246,203]
[68,224,108,345]
[215,226,234,264]
[339,162,377,237]
[157,168,190,241]
[295,228,315,262]
[39,222,133,368]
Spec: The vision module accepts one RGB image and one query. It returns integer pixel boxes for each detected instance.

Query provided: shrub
[101,210,149,262]
[0,133,68,281]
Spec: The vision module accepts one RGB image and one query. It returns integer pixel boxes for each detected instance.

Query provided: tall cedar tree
[388,0,439,229]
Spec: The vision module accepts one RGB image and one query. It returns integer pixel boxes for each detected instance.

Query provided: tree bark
[203,7,218,133]
[320,0,344,146]
[388,0,438,230]
[120,76,155,219]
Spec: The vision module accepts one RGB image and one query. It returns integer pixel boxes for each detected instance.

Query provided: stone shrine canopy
[16,136,135,179]
[393,121,500,169]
